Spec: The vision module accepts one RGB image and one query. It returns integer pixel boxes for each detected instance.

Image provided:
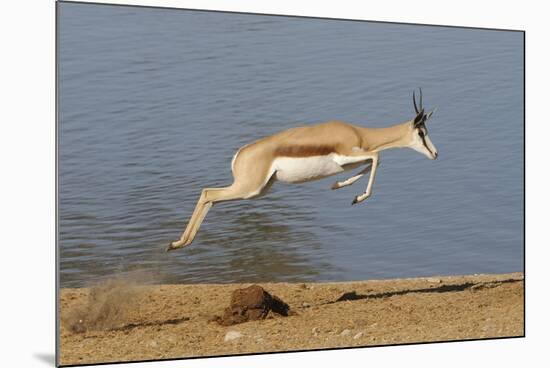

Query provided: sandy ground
[59,272,524,366]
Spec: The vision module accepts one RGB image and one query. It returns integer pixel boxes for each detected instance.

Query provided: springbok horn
[419,87,423,111]
[413,90,419,114]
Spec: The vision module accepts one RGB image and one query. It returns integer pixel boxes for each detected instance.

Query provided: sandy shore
[59,272,524,366]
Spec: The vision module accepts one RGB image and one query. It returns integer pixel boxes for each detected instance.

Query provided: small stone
[353,332,363,339]
[149,340,158,348]
[302,302,311,308]
[427,277,442,283]
[224,331,242,342]
[340,329,351,336]
[312,327,320,336]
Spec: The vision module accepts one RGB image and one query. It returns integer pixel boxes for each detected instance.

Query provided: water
[58,3,524,288]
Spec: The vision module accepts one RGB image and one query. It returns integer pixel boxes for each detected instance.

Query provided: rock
[312,327,320,336]
[148,340,158,348]
[353,332,363,339]
[302,302,311,308]
[427,277,442,283]
[224,331,242,342]
[217,285,291,326]
[340,329,351,336]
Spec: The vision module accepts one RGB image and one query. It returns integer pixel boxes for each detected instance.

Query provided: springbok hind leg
[167,185,247,251]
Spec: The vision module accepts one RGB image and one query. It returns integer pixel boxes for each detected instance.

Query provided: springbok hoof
[166,242,178,252]
[351,197,359,205]
[331,182,340,190]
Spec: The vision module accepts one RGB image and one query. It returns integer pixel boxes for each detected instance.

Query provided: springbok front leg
[351,154,379,205]
[331,159,381,190]
[331,162,372,190]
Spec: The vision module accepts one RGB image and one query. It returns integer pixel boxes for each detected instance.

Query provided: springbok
[167,89,438,251]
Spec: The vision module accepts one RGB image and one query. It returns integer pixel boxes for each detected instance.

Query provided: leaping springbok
[167,89,438,251]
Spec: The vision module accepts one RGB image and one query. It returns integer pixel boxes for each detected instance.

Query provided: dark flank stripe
[274,145,337,157]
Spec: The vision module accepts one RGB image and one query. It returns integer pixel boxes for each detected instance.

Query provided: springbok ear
[426,108,437,120]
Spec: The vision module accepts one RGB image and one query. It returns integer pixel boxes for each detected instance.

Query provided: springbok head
[409,88,438,160]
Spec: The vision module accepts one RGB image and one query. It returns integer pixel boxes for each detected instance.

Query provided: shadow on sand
[330,278,523,304]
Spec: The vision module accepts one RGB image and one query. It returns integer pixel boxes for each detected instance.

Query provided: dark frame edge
[522,30,526,338]
[55,0,61,366]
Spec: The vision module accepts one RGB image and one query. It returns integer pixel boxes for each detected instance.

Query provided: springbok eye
[418,130,425,138]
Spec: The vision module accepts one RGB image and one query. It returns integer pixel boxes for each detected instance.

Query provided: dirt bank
[59,272,524,366]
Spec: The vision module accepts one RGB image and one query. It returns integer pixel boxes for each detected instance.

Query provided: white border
[2,1,548,367]
[57,0,527,31]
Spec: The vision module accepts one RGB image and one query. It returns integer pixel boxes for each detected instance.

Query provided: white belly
[272,155,345,184]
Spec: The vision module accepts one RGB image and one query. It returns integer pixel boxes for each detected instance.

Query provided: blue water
[58,3,524,288]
